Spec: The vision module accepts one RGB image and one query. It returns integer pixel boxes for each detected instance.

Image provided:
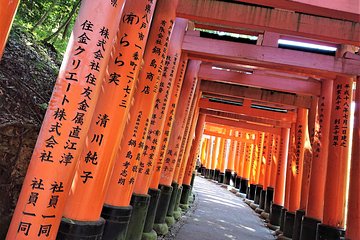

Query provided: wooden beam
[200,108,291,128]
[199,64,321,96]
[232,0,360,22]
[199,98,296,123]
[182,34,360,78]
[177,0,360,45]
[203,129,255,144]
[200,80,313,108]
[205,115,282,135]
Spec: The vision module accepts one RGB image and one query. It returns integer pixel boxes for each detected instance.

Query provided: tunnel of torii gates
[1,0,360,239]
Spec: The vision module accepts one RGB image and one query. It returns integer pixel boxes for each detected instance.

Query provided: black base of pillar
[269,204,283,226]
[264,187,274,213]
[254,184,263,204]
[214,169,220,180]
[190,171,196,187]
[247,184,256,200]
[126,194,150,240]
[173,186,183,212]
[292,209,305,240]
[58,217,105,240]
[101,204,133,240]
[205,169,211,178]
[201,167,206,176]
[316,224,345,240]
[180,184,192,205]
[197,165,202,173]
[235,176,241,189]
[224,169,232,185]
[259,189,266,210]
[143,188,161,234]
[299,216,321,240]
[154,185,173,224]
[283,211,296,238]
[218,172,225,183]
[209,169,215,179]
[239,178,249,194]
[166,182,179,217]
[279,208,287,232]
[230,172,237,187]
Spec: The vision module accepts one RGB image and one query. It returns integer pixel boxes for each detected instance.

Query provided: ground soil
[0,27,60,238]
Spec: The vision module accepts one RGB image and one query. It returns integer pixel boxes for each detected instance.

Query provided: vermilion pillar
[102,2,181,239]
[300,79,333,240]
[241,133,254,194]
[269,128,290,227]
[0,0,20,59]
[234,135,244,189]
[199,138,207,175]
[149,54,188,190]
[317,76,354,239]
[224,130,236,185]
[283,108,308,239]
[278,124,296,234]
[61,0,164,238]
[182,113,206,186]
[215,134,226,183]
[174,90,201,184]
[346,76,360,240]
[256,132,270,212]
[6,2,124,238]
[218,130,228,183]
[248,132,260,201]
[178,113,206,211]
[154,60,200,233]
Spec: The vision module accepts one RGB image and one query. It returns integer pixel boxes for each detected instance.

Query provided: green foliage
[14,0,81,55]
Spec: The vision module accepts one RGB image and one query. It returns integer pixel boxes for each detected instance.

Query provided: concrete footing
[101,204,133,240]
[316,224,345,240]
[264,187,274,213]
[153,185,173,235]
[283,211,295,238]
[269,204,283,227]
[126,194,151,240]
[224,169,232,185]
[299,216,321,240]
[292,209,305,240]
[58,217,105,240]
[142,188,160,240]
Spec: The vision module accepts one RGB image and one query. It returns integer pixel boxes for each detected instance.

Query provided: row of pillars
[4,0,208,239]
[197,75,359,239]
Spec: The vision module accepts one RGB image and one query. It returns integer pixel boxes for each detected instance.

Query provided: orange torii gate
[0,0,19,59]
[6,1,127,239]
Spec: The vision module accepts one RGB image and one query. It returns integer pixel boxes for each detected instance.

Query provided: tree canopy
[15,0,81,54]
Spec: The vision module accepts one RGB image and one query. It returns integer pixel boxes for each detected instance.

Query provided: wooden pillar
[159,60,200,186]
[0,0,20,59]
[274,128,290,206]
[60,0,166,237]
[132,2,183,198]
[182,113,206,186]
[268,128,290,227]
[300,80,333,240]
[318,76,354,239]
[285,124,296,210]
[175,89,201,184]
[282,108,308,239]
[149,53,188,190]
[264,134,274,188]
[346,76,360,240]
[6,1,125,238]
